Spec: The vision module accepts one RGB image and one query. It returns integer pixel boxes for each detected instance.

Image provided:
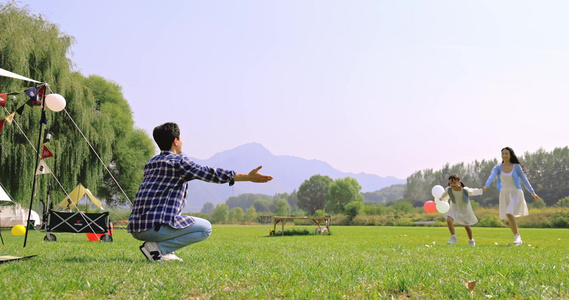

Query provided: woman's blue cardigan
[485,164,535,194]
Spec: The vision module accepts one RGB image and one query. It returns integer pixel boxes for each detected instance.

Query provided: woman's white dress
[442,187,480,226]
[499,170,529,220]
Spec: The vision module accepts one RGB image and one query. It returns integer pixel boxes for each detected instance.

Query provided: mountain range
[184,143,405,212]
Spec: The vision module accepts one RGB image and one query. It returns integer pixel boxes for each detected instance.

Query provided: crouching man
[128,122,273,262]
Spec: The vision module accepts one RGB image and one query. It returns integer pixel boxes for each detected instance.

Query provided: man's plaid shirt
[128,151,235,233]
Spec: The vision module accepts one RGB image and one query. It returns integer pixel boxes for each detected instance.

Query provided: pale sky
[11,0,569,179]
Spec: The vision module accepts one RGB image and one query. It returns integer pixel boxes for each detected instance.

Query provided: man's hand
[234,166,273,183]
[248,166,273,182]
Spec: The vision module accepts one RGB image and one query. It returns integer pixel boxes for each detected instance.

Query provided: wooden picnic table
[272,216,331,235]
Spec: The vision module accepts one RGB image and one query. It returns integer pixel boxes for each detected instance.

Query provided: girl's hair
[448,174,465,187]
[501,147,525,171]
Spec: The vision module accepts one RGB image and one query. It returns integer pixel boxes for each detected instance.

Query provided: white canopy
[0,182,13,203]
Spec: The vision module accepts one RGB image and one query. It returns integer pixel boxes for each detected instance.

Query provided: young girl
[440,174,483,246]
[483,147,539,246]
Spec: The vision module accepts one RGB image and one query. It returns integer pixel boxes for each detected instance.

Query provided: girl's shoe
[468,239,475,247]
[513,234,523,246]
[447,235,458,244]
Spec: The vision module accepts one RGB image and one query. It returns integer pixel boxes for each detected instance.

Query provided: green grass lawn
[1,225,568,299]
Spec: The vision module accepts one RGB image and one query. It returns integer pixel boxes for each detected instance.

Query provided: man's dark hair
[153,122,180,150]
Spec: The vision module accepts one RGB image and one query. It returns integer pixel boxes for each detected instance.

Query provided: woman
[483,147,539,246]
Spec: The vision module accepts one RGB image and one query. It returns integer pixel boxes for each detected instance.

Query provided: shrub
[387,200,414,214]
[557,196,569,208]
[382,214,399,226]
[434,220,447,226]
[344,201,364,222]
[351,214,383,226]
[269,229,310,236]
[477,215,505,227]
[530,201,547,209]
[413,212,445,223]
[550,211,569,228]
[313,209,327,217]
[395,217,414,226]
[330,214,349,225]
[363,204,386,215]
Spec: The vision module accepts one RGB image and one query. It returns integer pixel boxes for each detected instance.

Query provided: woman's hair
[448,174,465,187]
[501,147,525,171]
[153,122,180,150]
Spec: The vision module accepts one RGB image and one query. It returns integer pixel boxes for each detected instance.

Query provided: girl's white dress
[441,187,481,226]
[499,170,529,220]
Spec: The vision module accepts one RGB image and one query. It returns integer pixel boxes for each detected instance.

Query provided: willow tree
[0,3,154,209]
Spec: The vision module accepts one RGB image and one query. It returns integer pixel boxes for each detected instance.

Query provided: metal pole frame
[23,84,47,248]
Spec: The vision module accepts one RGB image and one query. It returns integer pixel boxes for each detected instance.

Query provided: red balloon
[423,201,437,213]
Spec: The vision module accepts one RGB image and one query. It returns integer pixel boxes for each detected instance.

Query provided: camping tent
[56,184,104,211]
[0,183,41,227]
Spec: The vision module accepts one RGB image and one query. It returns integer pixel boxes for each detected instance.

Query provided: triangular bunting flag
[16,105,25,116]
[38,85,46,107]
[5,112,15,124]
[35,160,51,175]
[25,87,41,106]
[41,145,53,159]
[0,119,4,134]
[41,110,47,124]
[38,85,46,98]
[0,93,6,107]
[24,87,37,99]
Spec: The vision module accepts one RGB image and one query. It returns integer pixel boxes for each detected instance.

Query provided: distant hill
[184,143,405,212]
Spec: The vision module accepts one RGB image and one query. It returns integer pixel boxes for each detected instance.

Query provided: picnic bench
[272,216,331,235]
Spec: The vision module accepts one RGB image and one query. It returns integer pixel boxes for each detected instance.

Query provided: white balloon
[45,94,66,112]
[431,185,445,199]
[436,201,450,213]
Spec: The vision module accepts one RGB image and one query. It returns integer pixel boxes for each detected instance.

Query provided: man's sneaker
[162,253,183,262]
[513,234,523,246]
[468,239,476,247]
[140,242,162,261]
[447,235,458,244]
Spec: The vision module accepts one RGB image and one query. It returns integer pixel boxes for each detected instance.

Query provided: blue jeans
[131,217,212,255]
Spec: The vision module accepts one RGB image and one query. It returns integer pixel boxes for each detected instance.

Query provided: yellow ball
[11,225,27,236]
